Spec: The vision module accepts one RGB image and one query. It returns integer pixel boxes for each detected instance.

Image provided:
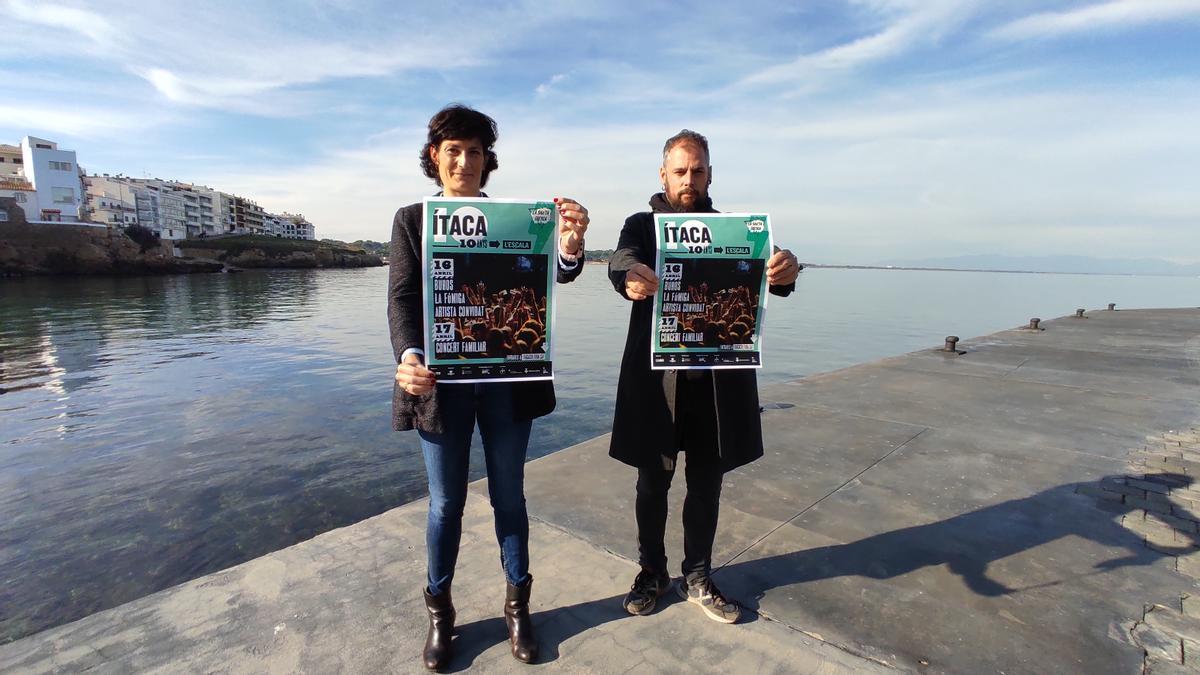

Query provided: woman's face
[431,138,485,196]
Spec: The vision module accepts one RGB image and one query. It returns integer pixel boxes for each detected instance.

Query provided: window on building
[35,144,52,149]
[52,187,75,204]
[0,211,8,222]
[48,161,73,171]
[13,158,22,164]
[0,158,5,162]
[14,193,26,203]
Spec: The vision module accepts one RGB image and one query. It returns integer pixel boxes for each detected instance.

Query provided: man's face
[431,138,485,196]
[660,143,711,211]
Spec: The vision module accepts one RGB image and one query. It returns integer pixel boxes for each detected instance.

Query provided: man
[607,129,800,623]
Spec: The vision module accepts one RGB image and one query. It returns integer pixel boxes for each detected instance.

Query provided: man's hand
[766,249,800,286]
[395,352,436,396]
[625,263,659,301]
[555,197,589,256]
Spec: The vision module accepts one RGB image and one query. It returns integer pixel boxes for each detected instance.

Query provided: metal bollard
[1074,309,1086,318]
[1108,303,1116,311]
[943,336,960,352]
[1028,318,1041,329]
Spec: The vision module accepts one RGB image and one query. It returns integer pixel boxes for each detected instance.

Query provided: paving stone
[1134,622,1185,663]
[1174,487,1200,502]
[1148,512,1200,534]
[1177,554,1200,578]
[1148,532,1185,556]
[1131,479,1176,495]
[1153,474,1194,488]
[1076,484,1125,503]
[1171,494,1200,510]
[1101,479,1149,499]
[1144,656,1198,674]
[1165,433,1200,444]
[1144,605,1200,643]
[1184,638,1200,669]
[1130,496,1177,516]
[1125,514,1176,539]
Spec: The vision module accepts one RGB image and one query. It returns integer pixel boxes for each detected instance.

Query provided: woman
[388,104,588,671]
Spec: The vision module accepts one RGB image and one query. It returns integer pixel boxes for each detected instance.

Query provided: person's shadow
[445,472,1195,668]
[724,472,1198,605]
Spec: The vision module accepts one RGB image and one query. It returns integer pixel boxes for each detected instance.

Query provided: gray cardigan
[387,201,584,432]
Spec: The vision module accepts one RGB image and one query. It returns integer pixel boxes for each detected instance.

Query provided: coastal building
[281,213,315,240]
[0,177,38,221]
[0,144,24,178]
[145,184,187,240]
[83,176,140,228]
[233,196,266,235]
[263,213,284,237]
[190,186,230,237]
[19,136,88,224]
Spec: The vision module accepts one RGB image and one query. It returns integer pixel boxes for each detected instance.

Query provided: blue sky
[3,0,1198,264]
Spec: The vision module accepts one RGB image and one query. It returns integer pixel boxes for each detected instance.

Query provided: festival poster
[421,197,558,382]
[651,213,773,370]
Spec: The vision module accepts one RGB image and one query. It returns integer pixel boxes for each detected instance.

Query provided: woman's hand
[395,352,436,396]
[554,197,589,256]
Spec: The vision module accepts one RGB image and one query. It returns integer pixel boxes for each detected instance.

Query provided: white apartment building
[20,136,88,223]
[280,212,315,240]
[264,213,284,237]
[83,175,140,228]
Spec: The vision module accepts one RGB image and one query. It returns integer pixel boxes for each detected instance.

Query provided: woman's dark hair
[420,104,499,187]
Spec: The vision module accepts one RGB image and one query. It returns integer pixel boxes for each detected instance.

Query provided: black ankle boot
[504,576,538,663]
[423,587,455,671]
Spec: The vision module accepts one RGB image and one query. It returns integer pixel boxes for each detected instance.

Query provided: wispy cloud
[4,0,120,46]
[992,0,1200,40]
[535,74,568,97]
[739,1,982,88]
[1,0,571,113]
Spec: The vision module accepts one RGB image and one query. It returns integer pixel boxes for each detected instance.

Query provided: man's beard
[667,187,701,211]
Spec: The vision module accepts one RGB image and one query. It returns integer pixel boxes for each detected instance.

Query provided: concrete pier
[3,308,1199,673]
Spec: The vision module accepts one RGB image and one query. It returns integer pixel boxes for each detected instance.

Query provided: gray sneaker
[677,577,741,624]
[623,569,672,616]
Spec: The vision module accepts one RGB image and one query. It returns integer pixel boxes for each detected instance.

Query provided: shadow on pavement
[719,472,1197,607]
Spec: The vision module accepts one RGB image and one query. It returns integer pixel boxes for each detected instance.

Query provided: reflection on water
[2,266,1199,642]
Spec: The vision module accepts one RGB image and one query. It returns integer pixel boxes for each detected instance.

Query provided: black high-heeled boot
[503,576,538,663]
[423,587,455,671]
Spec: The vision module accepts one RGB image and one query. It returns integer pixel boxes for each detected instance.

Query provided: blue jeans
[418,382,532,596]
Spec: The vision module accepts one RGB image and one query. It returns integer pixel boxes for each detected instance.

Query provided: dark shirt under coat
[607,193,795,473]
[388,201,584,433]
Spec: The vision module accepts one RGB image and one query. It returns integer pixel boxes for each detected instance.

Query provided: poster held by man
[421,196,558,382]
[650,213,773,369]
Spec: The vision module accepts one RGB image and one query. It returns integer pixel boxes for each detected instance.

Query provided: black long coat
[607,193,794,473]
[388,201,583,433]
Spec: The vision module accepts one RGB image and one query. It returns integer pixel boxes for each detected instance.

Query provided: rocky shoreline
[1,207,381,277]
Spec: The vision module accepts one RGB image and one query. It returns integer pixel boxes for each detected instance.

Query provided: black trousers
[635,372,723,583]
